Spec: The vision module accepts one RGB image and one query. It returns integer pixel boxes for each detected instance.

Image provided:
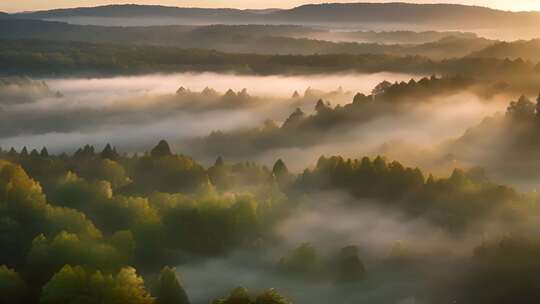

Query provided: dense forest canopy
[2,140,540,303]
[2,39,540,88]
[0,19,494,59]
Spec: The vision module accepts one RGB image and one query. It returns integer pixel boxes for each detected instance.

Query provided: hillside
[15,4,260,18]
[469,39,540,62]
[0,19,494,59]
[269,3,540,28]
[14,2,540,30]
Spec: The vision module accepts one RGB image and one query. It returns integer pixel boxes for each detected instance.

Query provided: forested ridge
[1,138,540,303]
[1,39,539,78]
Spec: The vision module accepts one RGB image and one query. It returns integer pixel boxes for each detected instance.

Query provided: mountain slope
[14,3,540,30]
[0,19,494,59]
[268,3,540,28]
[16,4,261,18]
[469,40,540,62]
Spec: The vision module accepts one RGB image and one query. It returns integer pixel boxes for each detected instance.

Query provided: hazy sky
[2,0,540,13]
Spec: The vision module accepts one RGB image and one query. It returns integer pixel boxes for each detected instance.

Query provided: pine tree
[151,140,173,158]
[153,267,190,304]
[101,143,118,160]
[272,159,289,178]
[40,147,49,157]
[20,147,28,157]
[214,156,225,167]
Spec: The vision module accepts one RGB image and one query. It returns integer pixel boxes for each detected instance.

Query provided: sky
[2,0,540,13]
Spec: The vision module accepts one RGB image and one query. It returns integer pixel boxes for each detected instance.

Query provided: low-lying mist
[0,72,416,153]
[1,72,516,184]
[176,189,519,304]
[184,91,508,173]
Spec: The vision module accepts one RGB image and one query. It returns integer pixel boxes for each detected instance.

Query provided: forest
[3,139,540,304]
[4,1,540,304]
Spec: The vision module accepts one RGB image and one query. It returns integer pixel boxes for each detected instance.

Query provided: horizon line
[4,1,538,15]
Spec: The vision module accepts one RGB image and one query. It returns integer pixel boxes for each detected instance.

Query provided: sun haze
[3,0,540,13]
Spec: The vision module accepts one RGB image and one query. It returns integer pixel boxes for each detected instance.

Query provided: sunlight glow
[2,0,540,13]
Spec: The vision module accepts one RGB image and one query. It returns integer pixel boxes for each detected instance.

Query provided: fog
[0,72,416,153]
[175,191,497,304]
[187,91,508,173]
[40,17,540,41]
[43,72,414,100]
[1,72,522,185]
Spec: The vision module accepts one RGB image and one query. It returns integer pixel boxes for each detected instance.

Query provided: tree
[40,147,49,157]
[335,246,366,282]
[213,287,290,304]
[254,289,290,304]
[213,287,251,304]
[278,243,320,275]
[20,147,28,157]
[281,108,305,129]
[41,265,154,304]
[101,143,119,160]
[153,267,190,304]
[0,265,27,304]
[214,156,225,167]
[26,231,125,285]
[315,99,330,114]
[151,140,173,158]
[272,159,289,178]
[536,93,540,119]
[352,93,371,104]
[506,95,535,120]
[372,80,392,96]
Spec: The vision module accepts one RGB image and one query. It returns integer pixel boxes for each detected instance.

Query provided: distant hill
[0,19,494,59]
[13,3,540,30]
[15,4,261,20]
[268,3,540,28]
[469,40,540,62]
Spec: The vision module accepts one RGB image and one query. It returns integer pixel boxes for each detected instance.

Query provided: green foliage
[79,159,131,188]
[50,171,159,233]
[213,287,290,304]
[26,231,127,285]
[3,138,540,303]
[1,39,539,90]
[447,236,540,304]
[0,161,101,267]
[208,160,273,192]
[151,140,173,158]
[153,267,190,304]
[0,265,27,304]
[131,153,208,195]
[41,265,154,304]
[272,159,289,178]
[295,155,519,231]
[278,243,320,276]
[100,144,119,161]
[194,76,508,158]
[158,192,260,255]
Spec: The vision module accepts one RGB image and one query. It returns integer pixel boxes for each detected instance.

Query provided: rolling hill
[0,18,493,59]
[13,2,540,30]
